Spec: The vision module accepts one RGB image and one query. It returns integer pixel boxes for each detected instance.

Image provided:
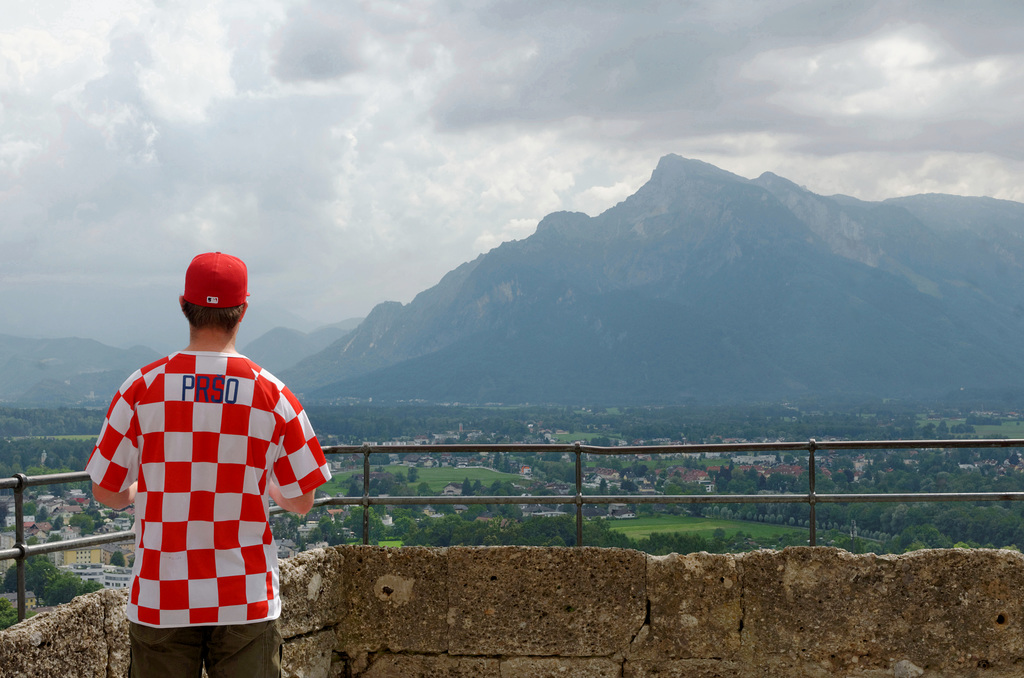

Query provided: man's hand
[269,481,315,515]
[92,481,137,509]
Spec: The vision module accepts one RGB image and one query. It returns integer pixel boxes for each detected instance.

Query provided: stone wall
[1,546,1022,677]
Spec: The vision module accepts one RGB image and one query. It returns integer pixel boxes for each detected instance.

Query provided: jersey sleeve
[86,373,144,492]
[270,388,332,498]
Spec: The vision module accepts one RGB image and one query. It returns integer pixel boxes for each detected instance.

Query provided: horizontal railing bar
[322,442,815,455]
[325,444,585,454]
[319,493,789,506]
[811,439,1024,451]
[321,438,1024,458]
[816,491,1024,503]
[313,490,1024,508]
[0,530,134,561]
[0,470,91,491]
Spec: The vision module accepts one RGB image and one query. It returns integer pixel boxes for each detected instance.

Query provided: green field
[321,464,524,495]
[607,514,807,541]
[916,417,1024,438]
[972,422,1024,438]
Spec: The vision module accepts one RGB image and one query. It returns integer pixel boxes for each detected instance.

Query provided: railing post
[362,446,371,545]
[808,439,817,547]
[574,443,583,547]
[13,472,27,621]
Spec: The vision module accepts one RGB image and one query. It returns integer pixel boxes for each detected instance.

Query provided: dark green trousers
[128,619,282,678]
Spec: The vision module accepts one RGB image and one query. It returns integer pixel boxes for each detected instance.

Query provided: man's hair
[181,300,246,331]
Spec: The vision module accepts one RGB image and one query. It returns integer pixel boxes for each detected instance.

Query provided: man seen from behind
[87,252,332,677]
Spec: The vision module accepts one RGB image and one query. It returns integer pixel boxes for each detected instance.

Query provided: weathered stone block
[332,545,449,654]
[756,655,902,677]
[630,552,742,661]
[283,628,337,678]
[101,587,131,676]
[360,653,499,677]
[0,588,124,678]
[447,545,646,656]
[623,658,747,677]
[499,656,623,677]
[739,547,1024,675]
[280,546,349,638]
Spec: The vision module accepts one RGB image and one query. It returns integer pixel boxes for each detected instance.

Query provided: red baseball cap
[183,252,249,308]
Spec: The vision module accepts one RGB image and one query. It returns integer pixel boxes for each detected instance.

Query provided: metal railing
[4,437,1024,622]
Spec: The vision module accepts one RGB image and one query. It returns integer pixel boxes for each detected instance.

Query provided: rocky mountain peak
[280,157,1024,406]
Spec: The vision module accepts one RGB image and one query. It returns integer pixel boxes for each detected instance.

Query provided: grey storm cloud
[427,1,865,129]
[424,0,1024,158]
[272,2,364,83]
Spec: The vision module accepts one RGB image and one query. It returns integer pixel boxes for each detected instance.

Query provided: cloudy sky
[3,0,1024,352]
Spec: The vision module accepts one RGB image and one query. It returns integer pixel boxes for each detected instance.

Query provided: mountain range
[282,155,1024,406]
[7,155,1024,407]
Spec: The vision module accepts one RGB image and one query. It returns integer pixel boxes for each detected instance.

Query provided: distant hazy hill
[0,335,159,406]
[240,318,362,374]
[284,155,1024,406]
[0,317,362,406]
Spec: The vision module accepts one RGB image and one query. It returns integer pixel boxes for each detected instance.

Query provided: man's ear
[239,301,248,322]
[179,295,187,314]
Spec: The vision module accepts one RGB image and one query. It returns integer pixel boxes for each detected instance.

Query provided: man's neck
[184,326,241,354]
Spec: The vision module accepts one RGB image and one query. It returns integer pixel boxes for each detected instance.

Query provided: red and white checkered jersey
[86,351,331,628]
